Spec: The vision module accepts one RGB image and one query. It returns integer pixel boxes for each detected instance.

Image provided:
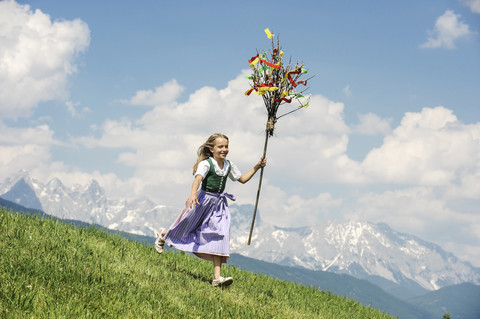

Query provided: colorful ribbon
[274,97,293,103]
[264,28,274,39]
[282,68,308,88]
[246,28,310,109]
[260,59,281,69]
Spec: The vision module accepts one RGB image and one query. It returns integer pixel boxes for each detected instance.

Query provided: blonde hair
[192,133,229,174]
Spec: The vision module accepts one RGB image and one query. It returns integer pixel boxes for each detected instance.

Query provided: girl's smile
[210,138,229,163]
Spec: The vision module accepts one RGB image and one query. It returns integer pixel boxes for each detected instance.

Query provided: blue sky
[1,0,480,266]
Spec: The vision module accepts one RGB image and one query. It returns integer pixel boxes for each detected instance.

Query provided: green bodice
[201,158,231,193]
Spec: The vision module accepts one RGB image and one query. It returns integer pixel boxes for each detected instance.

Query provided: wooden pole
[247,126,271,245]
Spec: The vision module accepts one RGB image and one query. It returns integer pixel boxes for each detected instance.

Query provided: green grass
[0,208,395,318]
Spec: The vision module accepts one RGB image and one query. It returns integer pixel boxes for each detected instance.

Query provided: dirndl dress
[163,190,235,263]
[163,158,241,263]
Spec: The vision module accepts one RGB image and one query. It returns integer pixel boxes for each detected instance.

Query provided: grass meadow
[0,207,395,318]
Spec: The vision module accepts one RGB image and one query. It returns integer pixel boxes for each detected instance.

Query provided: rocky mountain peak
[85,180,103,196]
[0,177,42,210]
[46,177,65,191]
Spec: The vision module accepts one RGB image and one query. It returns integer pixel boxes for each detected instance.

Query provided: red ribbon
[260,59,281,69]
[274,97,293,103]
[248,54,259,63]
[260,83,275,87]
[297,80,308,86]
[285,68,307,88]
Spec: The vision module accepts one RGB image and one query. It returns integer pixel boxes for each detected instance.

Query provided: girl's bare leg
[213,255,222,280]
[194,253,224,280]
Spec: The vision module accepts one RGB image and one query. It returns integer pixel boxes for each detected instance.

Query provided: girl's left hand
[238,156,267,184]
[256,156,267,169]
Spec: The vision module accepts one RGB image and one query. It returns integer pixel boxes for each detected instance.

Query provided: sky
[1,0,479,266]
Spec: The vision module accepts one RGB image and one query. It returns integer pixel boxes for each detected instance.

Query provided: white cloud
[361,106,480,186]
[66,100,90,118]
[420,10,474,49]
[444,242,480,268]
[259,186,343,228]
[0,120,131,202]
[0,0,90,119]
[343,84,352,97]
[350,187,453,230]
[462,0,480,14]
[126,79,185,106]
[353,113,392,135]
[0,122,58,177]
[74,73,355,201]
[347,188,447,233]
[346,186,480,264]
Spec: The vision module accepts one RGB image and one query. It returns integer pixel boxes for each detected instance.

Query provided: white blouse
[195,158,242,181]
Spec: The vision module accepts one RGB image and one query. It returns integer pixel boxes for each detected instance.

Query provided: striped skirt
[163,190,235,264]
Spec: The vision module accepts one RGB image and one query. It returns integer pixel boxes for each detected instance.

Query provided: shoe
[212,276,233,287]
[154,227,167,254]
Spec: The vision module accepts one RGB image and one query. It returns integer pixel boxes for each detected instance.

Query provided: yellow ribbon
[245,86,279,96]
[250,57,260,68]
[257,86,279,92]
[264,28,274,39]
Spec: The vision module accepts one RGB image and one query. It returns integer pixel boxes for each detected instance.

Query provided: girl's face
[210,137,229,161]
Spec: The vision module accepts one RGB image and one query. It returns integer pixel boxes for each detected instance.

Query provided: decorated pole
[248,122,270,245]
[246,29,312,245]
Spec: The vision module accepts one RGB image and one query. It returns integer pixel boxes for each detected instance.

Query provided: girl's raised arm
[238,157,267,184]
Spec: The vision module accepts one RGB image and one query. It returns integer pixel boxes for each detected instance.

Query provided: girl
[154,133,266,287]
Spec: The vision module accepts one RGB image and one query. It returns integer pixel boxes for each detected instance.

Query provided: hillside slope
[407,282,480,319]
[229,254,431,319]
[0,208,394,318]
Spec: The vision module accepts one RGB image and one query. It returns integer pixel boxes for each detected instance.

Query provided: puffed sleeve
[228,161,242,181]
[195,160,210,178]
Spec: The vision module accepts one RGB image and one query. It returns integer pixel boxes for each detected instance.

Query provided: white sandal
[212,276,233,287]
[154,227,167,254]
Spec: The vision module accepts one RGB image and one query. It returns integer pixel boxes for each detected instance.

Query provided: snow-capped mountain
[0,170,179,236]
[229,203,480,295]
[2,170,479,298]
